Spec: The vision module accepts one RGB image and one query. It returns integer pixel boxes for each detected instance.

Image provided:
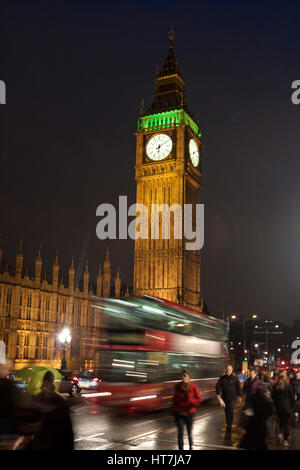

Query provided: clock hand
[160,140,169,148]
[156,141,169,153]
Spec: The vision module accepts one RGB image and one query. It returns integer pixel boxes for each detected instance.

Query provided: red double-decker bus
[86,295,229,410]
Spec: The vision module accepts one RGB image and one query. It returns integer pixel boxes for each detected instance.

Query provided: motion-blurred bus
[87,295,229,410]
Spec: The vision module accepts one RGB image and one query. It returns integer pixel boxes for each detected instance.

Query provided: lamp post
[58,328,71,371]
[230,314,258,350]
[230,314,258,364]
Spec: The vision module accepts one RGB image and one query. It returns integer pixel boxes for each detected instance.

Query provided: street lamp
[229,314,259,367]
[58,328,71,371]
[231,314,259,351]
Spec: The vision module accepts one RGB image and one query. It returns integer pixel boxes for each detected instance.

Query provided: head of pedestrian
[276,372,288,390]
[226,364,233,376]
[0,358,12,379]
[181,369,191,384]
[296,372,300,380]
[41,370,55,393]
[249,368,257,380]
[263,371,273,384]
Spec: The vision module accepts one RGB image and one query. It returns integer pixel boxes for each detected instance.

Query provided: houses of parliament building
[0,240,124,370]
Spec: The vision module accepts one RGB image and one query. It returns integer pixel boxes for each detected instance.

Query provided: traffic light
[244,349,248,354]
[244,357,248,362]
[281,360,286,366]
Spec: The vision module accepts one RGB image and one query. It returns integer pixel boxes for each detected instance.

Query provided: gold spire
[54,250,59,266]
[169,25,175,48]
[85,260,89,273]
[18,238,23,255]
[140,99,145,115]
[103,247,111,273]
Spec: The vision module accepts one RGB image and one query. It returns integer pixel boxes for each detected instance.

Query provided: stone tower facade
[133,30,202,310]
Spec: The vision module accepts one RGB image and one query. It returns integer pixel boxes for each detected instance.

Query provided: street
[66,396,300,450]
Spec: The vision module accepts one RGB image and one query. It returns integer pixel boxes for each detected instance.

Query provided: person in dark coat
[288,371,296,392]
[30,371,74,450]
[0,361,24,449]
[216,364,242,433]
[293,372,300,426]
[242,368,261,409]
[261,371,274,435]
[239,381,274,450]
[173,369,202,450]
[272,372,295,447]
[262,371,273,393]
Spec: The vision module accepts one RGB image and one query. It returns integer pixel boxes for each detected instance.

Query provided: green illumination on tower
[138,109,201,137]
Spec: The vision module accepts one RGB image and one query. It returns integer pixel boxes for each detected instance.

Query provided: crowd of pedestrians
[216,365,300,449]
[171,363,300,450]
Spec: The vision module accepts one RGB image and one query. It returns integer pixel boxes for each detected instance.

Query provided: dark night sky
[1,0,300,324]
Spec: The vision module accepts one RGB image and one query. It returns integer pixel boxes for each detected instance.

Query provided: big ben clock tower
[133,29,203,311]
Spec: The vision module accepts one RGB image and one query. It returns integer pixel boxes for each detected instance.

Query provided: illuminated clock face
[189,139,199,167]
[146,134,172,161]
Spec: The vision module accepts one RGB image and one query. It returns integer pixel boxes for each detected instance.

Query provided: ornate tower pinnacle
[83,260,89,294]
[142,29,190,117]
[35,245,42,283]
[169,25,175,47]
[69,256,75,291]
[18,238,23,254]
[115,266,121,298]
[103,246,111,273]
[16,237,24,279]
[53,250,59,287]
[96,264,102,297]
[103,247,111,297]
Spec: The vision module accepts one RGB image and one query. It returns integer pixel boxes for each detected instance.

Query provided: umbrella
[14,366,62,395]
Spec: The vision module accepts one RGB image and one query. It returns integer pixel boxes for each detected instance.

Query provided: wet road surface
[65,396,300,450]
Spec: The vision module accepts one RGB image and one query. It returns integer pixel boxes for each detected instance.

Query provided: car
[56,370,81,397]
[7,370,17,381]
[77,369,101,390]
[12,366,63,394]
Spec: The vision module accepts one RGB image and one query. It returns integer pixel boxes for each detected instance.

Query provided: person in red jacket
[173,369,202,450]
